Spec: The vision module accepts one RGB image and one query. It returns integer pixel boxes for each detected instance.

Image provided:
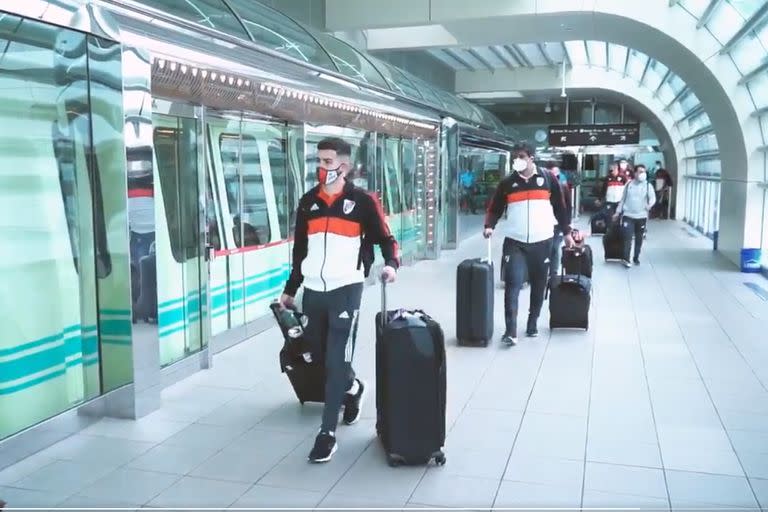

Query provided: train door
[152,108,207,366]
[378,135,405,249]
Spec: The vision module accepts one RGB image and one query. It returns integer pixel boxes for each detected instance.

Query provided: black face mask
[316,164,342,185]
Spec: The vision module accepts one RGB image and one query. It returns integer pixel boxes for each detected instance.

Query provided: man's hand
[483,228,493,239]
[278,293,295,310]
[612,212,620,221]
[563,233,575,248]
[381,265,397,283]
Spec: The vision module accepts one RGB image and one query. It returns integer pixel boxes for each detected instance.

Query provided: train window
[266,137,289,240]
[154,117,201,263]
[225,0,335,70]
[286,126,305,233]
[401,139,416,211]
[205,166,222,251]
[131,0,251,41]
[219,132,271,247]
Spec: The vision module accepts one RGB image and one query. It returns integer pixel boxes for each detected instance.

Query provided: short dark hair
[317,137,352,157]
[635,164,647,171]
[512,141,535,158]
[547,162,559,170]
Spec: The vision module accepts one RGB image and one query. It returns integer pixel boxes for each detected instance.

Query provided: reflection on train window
[154,119,201,263]
[382,137,404,215]
[401,139,416,211]
[219,133,271,247]
[267,137,290,240]
[205,166,222,251]
[131,0,251,40]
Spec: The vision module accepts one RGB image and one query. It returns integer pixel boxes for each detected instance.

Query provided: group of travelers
[276,137,672,464]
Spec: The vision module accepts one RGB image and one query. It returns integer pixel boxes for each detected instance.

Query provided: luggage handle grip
[485,237,492,264]
[380,278,387,328]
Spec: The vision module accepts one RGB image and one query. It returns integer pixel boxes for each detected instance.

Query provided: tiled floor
[1,219,768,510]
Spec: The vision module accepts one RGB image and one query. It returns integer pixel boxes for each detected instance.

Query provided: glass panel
[761,114,768,144]
[594,103,621,123]
[132,0,250,40]
[761,187,768,266]
[517,43,549,66]
[626,49,648,81]
[285,125,305,235]
[565,40,588,65]
[154,115,204,366]
[226,0,334,68]
[544,42,566,64]
[728,0,765,19]
[657,81,676,104]
[730,33,767,73]
[667,74,687,95]
[696,157,722,176]
[372,59,423,100]
[0,17,122,440]
[311,32,389,89]
[608,43,628,72]
[694,132,719,152]
[471,46,504,67]
[403,72,446,110]
[688,111,712,132]
[707,1,743,43]
[758,19,768,49]
[681,0,713,18]
[748,72,768,108]
[645,60,669,91]
[587,41,607,68]
[679,90,701,113]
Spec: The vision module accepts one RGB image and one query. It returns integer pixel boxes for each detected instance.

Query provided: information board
[548,124,640,146]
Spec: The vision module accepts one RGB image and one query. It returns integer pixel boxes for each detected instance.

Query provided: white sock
[346,379,359,395]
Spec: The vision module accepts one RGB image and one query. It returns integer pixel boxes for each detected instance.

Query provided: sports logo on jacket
[310,203,320,211]
[343,199,356,215]
[536,176,544,187]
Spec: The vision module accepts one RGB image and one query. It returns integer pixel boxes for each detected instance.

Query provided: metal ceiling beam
[655,69,673,95]
[605,42,610,70]
[489,45,517,69]
[682,150,720,160]
[753,106,768,117]
[561,42,572,67]
[696,0,723,29]
[638,56,652,86]
[739,56,768,85]
[506,44,532,67]
[680,125,714,142]
[584,41,591,66]
[623,47,631,77]
[443,48,477,71]
[665,85,691,109]
[466,48,496,73]
[537,43,553,66]
[721,2,768,54]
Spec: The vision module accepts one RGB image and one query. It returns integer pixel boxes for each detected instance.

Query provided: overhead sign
[547,123,640,146]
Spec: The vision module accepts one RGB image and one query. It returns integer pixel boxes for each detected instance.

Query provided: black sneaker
[634,258,640,265]
[501,334,517,346]
[526,318,539,337]
[342,379,365,425]
[308,431,337,463]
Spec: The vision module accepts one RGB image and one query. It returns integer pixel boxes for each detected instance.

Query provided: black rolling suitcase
[375,282,446,467]
[456,239,494,346]
[602,221,624,261]
[590,210,609,235]
[562,241,594,278]
[134,250,157,323]
[270,302,325,405]
[547,274,591,330]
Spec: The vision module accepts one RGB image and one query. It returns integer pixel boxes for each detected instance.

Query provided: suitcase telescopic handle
[485,237,492,263]
[380,278,387,328]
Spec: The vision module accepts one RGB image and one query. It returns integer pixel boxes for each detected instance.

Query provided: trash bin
[740,248,762,273]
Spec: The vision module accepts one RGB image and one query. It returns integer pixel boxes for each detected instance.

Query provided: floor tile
[493,480,582,508]
[78,468,180,504]
[0,485,69,508]
[127,442,219,475]
[79,415,190,443]
[584,462,667,499]
[231,483,323,508]
[160,423,248,453]
[750,477,768,509]
[11,459,117,494]
[503,453,583,490]
[409,472,498,509]
[0,454,56,486]
[55,493,143,509]
[425,447,509,480]
[665,469,758,508]
[660,444,744,476]
[147,476,250,508]
[36,434,155,467]
[582,489,670,509]
[586,438,663,468]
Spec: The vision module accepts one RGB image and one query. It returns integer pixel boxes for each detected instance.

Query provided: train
[0,0,513,442]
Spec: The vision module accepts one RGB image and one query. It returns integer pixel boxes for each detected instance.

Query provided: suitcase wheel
[434,451,446,466]
[387,454,405,467]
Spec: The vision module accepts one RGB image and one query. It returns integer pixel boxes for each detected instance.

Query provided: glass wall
[0,16,129,441]
[683,176,721,238]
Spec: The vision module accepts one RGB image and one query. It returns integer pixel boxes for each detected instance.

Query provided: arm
[647,183,657,210]
[549,175,572,235]
[363,192,400,270]
[484,180,507,229]
[283,203,308,297]
[615,185,629,215]
[599,178,608,201]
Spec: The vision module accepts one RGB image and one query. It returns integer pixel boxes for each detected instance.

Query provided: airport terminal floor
[1,218,767,510]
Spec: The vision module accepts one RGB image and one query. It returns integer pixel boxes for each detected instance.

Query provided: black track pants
[502,237,553,337]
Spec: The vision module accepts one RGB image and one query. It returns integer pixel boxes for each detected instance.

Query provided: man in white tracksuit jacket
[613,164,656,268]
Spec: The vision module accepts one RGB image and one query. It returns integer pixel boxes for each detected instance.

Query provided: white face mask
[512,158,528,172]
[620,163,628,170]
[637,172,647,182]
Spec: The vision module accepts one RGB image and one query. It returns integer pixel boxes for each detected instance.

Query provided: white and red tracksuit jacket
[284,182,399,295]
[601,174,629,204]
[485,170,571,244]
